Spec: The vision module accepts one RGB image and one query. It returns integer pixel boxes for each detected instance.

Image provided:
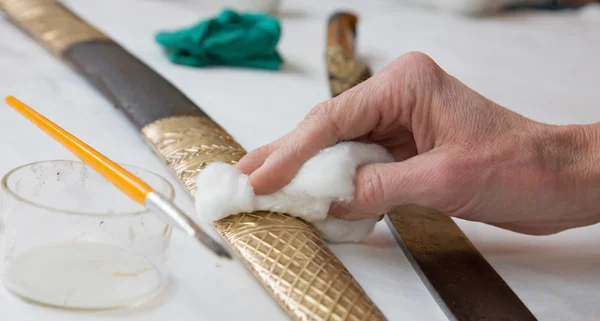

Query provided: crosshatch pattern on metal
[142,115,387,321]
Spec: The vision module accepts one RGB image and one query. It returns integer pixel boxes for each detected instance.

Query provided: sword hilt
[325,11,370,97]
[327,11,358,56]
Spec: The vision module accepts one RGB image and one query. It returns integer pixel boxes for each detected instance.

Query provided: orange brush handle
[5,95,153,204]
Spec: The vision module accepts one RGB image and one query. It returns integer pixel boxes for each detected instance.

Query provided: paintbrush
[4,95,231,260]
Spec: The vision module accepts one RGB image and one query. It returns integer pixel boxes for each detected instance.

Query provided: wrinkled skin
[236,52,600,236]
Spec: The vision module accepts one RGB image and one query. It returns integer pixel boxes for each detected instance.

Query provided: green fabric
[155,9,283,70]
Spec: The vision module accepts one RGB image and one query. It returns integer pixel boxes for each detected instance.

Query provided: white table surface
[1,0,599,320]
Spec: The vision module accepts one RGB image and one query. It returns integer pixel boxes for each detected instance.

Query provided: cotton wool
[194,141,394,243]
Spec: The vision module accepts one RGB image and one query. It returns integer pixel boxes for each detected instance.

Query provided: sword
[325,12,371,97]
[1,1,387,320]
[325,11,538,321]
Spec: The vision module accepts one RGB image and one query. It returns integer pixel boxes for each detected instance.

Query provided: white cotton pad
[194,141,393,243]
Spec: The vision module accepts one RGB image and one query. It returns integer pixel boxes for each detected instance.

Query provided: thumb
[330,150,448,220]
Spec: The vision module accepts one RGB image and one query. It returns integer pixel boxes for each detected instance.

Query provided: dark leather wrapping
[62,40,207,129]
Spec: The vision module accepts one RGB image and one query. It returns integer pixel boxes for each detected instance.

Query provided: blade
[386,205,538,321]
[194,232,232,259]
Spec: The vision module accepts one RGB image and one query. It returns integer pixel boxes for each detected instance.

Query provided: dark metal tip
[195,232,233,260]
[215,245,233,259]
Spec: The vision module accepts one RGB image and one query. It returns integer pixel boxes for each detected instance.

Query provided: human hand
[235,52,600,235]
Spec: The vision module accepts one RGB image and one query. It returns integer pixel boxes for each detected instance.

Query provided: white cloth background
[0,0,599,320]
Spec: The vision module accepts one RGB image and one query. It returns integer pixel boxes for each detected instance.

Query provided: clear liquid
[2,241,165,310]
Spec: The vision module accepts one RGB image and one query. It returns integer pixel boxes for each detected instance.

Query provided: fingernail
[328,203,350,217]
[232,160,246,172]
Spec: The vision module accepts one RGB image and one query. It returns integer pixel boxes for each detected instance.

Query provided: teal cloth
[155,9,283,70]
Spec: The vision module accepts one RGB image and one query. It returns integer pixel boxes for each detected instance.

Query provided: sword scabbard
[2,1,388,320]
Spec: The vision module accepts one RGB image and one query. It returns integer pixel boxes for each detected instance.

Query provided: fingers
[247,116,342,194]
[328,152,444,220]
[236,51,447,195]
[238,72,394,195]
[235,144,272,175]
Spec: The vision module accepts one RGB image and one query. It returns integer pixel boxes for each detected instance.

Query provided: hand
[235,52,600,235]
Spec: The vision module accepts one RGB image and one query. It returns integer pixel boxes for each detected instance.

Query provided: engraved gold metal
[142,115,386,321]
[325,45,371,97]
[2,0,387,317]
[0,0,108,56]
[141,115,245,197]
[215,211,385,321]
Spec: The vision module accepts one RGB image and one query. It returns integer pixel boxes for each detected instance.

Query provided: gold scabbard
[2,0,388,318]
[142,116,386,321]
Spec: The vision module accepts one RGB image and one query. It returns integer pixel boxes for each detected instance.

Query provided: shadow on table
[275,8,309,19]
[280,60,307,75]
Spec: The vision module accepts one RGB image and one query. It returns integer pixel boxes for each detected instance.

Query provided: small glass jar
[0,160,174,310]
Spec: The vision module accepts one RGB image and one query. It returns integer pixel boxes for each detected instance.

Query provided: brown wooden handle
[327,11,358,54]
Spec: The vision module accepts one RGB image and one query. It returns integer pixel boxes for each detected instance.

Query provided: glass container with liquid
[0,160,173,310]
